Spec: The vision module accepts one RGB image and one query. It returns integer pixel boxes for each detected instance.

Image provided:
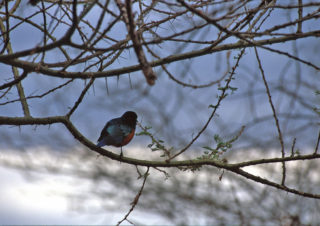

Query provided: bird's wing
[119,124,133,137]
[97,121,111,142]
[106,123,133,145]
[109,125,123,140]
[98,118,130,144]
[97,116,135,147]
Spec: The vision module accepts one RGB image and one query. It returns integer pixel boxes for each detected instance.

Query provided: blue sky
[1,1,320,224]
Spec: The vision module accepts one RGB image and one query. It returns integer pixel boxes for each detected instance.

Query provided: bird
[97,111,137,157]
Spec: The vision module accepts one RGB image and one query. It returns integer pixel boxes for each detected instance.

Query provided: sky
[1,1,320,224]
[1,147,320,224]
[0,148,173,224]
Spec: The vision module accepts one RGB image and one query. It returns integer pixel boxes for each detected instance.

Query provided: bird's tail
[97,139,105,147]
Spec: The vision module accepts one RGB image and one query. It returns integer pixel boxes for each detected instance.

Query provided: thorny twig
[117,167,150,225]
[254,47,286,186]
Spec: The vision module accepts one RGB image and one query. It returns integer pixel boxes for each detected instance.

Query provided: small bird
[97,111,137,157]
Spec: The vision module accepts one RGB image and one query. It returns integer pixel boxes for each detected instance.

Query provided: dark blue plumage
[97,111,137,156]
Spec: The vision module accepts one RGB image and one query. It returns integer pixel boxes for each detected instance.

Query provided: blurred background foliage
[0,0,320,224]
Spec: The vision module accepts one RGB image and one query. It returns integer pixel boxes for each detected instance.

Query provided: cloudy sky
[1,0,319,224]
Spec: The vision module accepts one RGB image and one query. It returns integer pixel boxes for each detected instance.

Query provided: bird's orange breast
[118,129,135,147]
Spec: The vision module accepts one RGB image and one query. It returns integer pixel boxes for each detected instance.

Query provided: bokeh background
[0,0,320,224]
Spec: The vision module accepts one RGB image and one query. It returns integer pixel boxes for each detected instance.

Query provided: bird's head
[121,111,138,126]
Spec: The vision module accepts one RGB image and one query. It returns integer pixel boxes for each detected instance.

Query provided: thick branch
[116,0,156,85]
[1,115,320,199]
[0,31,319,79]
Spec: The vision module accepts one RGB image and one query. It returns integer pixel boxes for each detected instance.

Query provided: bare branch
[314,130,320,155]
[116,0,156,85]
[168,49,245,160]
[254,47,286,185]
[117,167,150,225]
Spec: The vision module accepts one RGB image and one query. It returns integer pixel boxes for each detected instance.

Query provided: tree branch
[1,30,318,79]
[116,0,156,85]
[1,115,320,199]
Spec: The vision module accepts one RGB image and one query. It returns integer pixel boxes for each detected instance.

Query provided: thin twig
[0,70,28,90]
[137,122,171,158]
[67,77,95,117]
[297,0,303,33]
[291,138,296,157]
[313,130,320,155]
[254,47,286,186]
[0,79,74,106]
[117,167,150,225]
[168,49,245,161]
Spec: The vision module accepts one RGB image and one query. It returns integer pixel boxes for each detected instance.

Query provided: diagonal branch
[254,47,286,185]
[116,0,156,85]
[0,20,30,117]
[117,167,150,225]
[66,77,95,118]
[314,130,320,155]
[0,69,28,90]
[1,115,320,199]
[168,49,245,161]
